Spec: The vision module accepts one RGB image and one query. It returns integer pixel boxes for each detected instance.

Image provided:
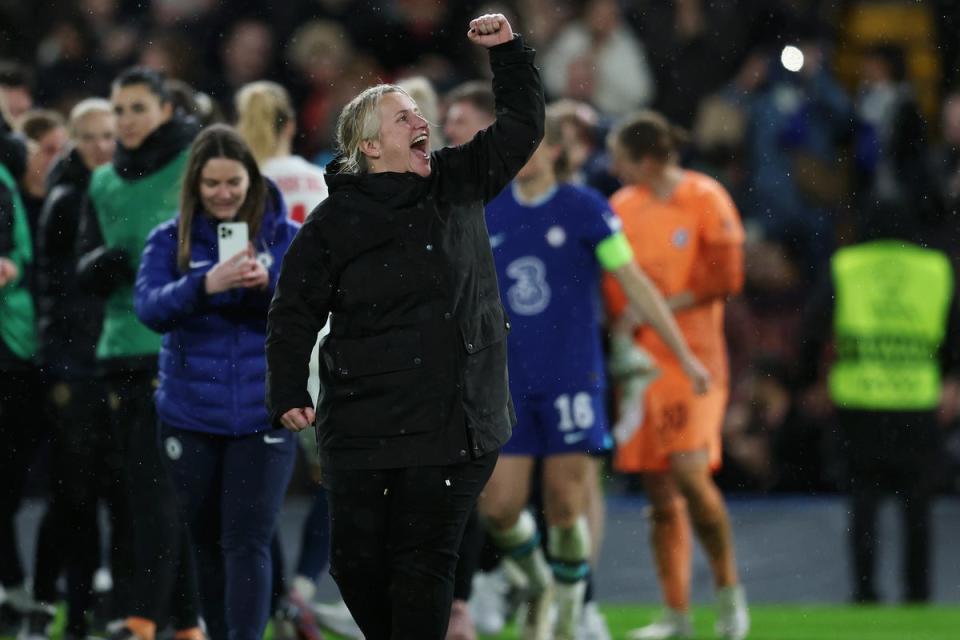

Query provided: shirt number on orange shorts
[660,402,689,432]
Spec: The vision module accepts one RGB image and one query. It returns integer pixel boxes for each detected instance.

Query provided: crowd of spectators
[4,0,960,495]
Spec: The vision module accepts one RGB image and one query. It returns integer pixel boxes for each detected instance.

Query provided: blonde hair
[334,84,411,175]
[68,98,113,137]
[235,81,295,164]
[287,20,352,72]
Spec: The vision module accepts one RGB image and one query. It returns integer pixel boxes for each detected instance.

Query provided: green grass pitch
[319,604,960,640]
[585,605,960,640]
[6,604,958,640]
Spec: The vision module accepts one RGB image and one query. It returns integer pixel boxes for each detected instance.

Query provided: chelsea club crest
[672,228,689,248]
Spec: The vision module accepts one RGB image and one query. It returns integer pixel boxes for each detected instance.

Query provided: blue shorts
[502,389,612,457]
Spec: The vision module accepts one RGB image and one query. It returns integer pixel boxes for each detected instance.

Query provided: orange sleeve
[689,182,745,303]
[690,242,744,302]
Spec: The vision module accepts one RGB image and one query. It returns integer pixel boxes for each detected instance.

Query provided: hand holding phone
[217,222,249,264]
[204,247,254,295]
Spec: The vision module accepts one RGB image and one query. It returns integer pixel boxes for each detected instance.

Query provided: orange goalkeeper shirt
[604,170,745,385]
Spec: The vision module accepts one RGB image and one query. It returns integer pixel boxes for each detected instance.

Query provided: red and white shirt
[262,155,329,224]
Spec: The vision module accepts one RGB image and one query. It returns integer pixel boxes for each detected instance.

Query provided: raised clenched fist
[467,14,514,48]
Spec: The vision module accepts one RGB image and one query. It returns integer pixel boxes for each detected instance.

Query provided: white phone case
[217,222,249,264]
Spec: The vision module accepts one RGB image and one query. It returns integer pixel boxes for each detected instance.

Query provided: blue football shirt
[486,182,625,397]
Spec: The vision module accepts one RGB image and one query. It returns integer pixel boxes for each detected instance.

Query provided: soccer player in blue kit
[478,105,710,640]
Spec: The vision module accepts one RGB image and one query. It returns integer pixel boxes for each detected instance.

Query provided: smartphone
[217,222,249,264]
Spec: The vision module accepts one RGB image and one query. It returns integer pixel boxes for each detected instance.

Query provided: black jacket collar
[46,148,90,192]
[113,115,199,181]
[324,155,430,208]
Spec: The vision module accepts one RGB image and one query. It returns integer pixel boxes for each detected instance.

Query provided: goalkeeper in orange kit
[604,111,749,640]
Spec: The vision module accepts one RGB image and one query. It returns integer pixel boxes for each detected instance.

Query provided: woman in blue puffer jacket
[134,124,300,640]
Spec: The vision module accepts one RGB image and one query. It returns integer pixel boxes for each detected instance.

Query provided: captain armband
[596,232,634,272]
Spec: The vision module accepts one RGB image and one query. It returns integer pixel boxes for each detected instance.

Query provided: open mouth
[410,133,429,159]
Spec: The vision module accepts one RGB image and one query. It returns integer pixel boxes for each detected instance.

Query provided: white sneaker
[578,602,611,640]
[626,609,694,640]
[469,569,510,635]
[715,585,749,640]
[93,568,113,594]
[312,598,364,639]
[1,585,34,614]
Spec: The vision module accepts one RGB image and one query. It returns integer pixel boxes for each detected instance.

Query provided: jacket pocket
[327,329,423,378]
[458,302,512,428]
[459,302,511,355]
[319,328,444,440]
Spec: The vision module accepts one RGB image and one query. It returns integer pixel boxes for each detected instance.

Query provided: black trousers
[32,378,115,634]
[326,451,498,640]
[839,409,939,602]
[104,370,200,628]
[0,367,44,589]
[452,508,483,600]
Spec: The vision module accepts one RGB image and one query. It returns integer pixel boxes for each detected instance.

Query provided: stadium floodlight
[781,45,805,72]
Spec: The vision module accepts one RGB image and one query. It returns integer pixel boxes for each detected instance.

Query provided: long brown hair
[177,124,267,272]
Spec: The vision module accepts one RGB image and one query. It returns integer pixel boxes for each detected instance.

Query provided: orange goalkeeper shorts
[614,364,728,473]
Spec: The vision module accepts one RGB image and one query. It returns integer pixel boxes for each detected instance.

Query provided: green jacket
[88,149,189,361]
[0,163,36,361]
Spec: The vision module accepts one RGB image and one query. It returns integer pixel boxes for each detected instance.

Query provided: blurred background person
[443,80,495,148]
[32,14,113,113]
[14,110,68,237]
[798,199,960,604]
[283,19,383,165]
[206,18,277,119]
[23,97,116,640]
[544,98,621,196]
[543,0,655,116]
[236,81,328,223]
[724,28,853,275]
[631,0,754,129]
[931,89,960,256]
[480,104,708,640]
[605,111,748,640]
[165,79,224,130]
[0,62,34,124]
[0,109,39,637]
[138,31,200,92]
[852,43,934,220]
[75,66,202,640]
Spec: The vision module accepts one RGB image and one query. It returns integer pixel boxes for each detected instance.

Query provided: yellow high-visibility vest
[829,240,953,410]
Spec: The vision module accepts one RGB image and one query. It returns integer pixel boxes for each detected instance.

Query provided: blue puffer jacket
[135,182,299,436]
